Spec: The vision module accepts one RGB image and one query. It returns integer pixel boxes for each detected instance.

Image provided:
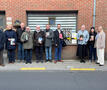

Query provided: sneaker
[99,64,104,66]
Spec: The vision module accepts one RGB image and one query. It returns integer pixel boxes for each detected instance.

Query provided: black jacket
[34,30,45,46]
[16,27,25,43]
[88,32,97,47]
[0,30,5,50]
[54,29,64,47]
[5,29,17,50]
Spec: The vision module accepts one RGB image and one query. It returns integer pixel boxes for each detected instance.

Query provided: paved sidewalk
[0,60,107,71]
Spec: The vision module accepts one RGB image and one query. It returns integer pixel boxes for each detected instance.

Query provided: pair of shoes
[36,61,40,63]
[80,60,83,63]
[99,64,104,66]
[54,61,57,64]
[89,60,92,63]
[8,62,12,64]
[41,61,44,63]
[80,60,85,63]
[83,60,86,63]
[29,61,32,64]
[0,64,5,67]
[96,62,99,64]
[58,60,64,62]
[25,62,28,64]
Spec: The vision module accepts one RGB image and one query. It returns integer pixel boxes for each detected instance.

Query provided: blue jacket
[77,30,89,45]
[0,30,5,50]
[5,29,17,50]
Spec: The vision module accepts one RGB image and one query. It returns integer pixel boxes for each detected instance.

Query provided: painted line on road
[20,67,46,70]
[70,68,96,71]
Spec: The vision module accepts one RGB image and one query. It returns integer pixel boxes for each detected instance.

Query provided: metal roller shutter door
[27,12,77,32]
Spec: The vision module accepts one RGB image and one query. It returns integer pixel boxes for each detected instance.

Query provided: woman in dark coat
[88,27,97,62]
[5,25,17,63]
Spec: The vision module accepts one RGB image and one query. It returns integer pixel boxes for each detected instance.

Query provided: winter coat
[96,31,106,49]
[88,32,97,47]
[21,31,34,49]
[54,29,64,47]
[16,27,25,43]
[33,30,45,46]
[44,29,53,47]
[5,29,17,50]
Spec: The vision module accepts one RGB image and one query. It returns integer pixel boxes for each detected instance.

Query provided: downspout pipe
[93,0,96,27]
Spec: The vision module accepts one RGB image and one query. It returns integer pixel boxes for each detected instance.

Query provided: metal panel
[27,12,77,32]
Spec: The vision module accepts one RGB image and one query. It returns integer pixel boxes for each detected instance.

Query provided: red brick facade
[0,0,107,59]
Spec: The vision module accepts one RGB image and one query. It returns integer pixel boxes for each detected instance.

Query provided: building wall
[0,0,107,59]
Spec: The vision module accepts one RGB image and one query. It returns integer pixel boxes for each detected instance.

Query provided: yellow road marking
[70,68,96,71]
[20,67,46,70]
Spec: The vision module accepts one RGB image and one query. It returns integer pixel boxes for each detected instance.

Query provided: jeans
[89,45,97,61]
[45,46,52,60]
[35,46,44,62]
[25,49,32,63]
[55,41,62,61]
[8,49,15,63]
[18,43,24,60]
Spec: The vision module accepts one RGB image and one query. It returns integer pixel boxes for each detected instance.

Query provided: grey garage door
[0,12,5,29]
[27,11,77,32]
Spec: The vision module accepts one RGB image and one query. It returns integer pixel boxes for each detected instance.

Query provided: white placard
[7,17,12,21]
[72,39,77,44]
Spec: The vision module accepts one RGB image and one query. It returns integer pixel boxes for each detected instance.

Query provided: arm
[100,33,105,48]
[42,31,45,43]
[54,31,57,46]
[85,31,89,43]
[14,31,17,45]
[4,31,7,50]
[77,31,80,41]
[21,33,25,42]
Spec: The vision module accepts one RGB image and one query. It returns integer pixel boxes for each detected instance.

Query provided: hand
[12,43,16,45]
[39,41,42,44]
[8,38,11,41]
[45,35,48,37]
[79,38,83,41]
[100,47,103,49]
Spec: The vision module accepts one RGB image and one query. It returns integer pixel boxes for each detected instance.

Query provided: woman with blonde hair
[96,26,106,66]
[4,24,17,64]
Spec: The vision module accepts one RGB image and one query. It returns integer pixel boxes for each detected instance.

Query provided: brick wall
[0,0,107,59]
[0,0,95,30]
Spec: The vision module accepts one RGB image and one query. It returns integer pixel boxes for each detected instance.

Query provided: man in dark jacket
[16,23,25,62]
[0,28,5,66]
[54,24,64,63]
[5,25,17,63]
[34,25,45,63]
[44,24,53,62]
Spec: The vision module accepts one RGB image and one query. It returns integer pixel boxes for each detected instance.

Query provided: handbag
[62,40,67,47]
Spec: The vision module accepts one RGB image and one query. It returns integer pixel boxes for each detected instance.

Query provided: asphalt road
[0,71,107,90]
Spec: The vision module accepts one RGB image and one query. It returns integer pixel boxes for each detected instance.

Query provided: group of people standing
[77,25,106,66]
[0,23,64,66]
[0,23,106,66]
